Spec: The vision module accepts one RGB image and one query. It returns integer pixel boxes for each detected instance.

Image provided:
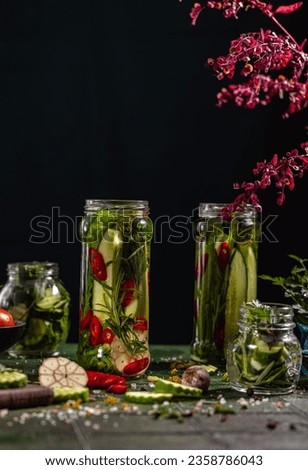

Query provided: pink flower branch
[221,141,308,218]
[186,1,308,215]
[189,1,308,116]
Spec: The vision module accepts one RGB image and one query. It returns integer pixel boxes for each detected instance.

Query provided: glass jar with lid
[77,199,152,377]
[227,301,302,395]
[0,261,70,357]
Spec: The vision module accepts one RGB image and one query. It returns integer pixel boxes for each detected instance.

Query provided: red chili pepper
[123,357,149,376]
[195,253,209,279]
[133,316,148,331]
[86,370,127,388]
[121,278,135,307]
[107,384,128,394]
[217,242,230,269]
[89,316,102,346]
[79,309,93,331]
[101,327,115,344]
[89,247,107,281]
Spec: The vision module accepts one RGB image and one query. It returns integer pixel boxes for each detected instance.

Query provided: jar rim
[84,199,149,212]
[198,202,256,218]
[8,261,59,278]
[240,301,294,327]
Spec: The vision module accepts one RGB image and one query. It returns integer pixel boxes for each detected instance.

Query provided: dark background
[0,1,307,345]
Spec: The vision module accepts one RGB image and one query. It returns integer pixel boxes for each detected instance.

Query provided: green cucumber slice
[250,358,265,372]
[153,378,203,397]
[23,318,47,346]
[244,246,257,300]
[124,391,173,404]
[0,369,28,389]
[52,386,89,403]
[92,229,122,323]
[224,249,247,347]
[253,340,283,364]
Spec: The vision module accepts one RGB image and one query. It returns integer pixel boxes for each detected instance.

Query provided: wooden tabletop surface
[0,344,308,450]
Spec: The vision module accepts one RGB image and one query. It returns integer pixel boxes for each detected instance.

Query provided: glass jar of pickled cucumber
[191,203,259,366]
[0,262,70,357]
[77,199,153,377]
[227,302,302,395]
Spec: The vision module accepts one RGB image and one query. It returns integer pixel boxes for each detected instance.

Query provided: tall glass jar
[77,199,152,377]
[0,262,70,357]
[191,203,259,366]
[227,302,302,395]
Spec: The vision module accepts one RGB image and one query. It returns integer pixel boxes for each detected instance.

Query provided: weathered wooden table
[0,344,308,450]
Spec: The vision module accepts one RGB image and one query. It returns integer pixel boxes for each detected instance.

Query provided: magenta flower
[189,2,308,117]
[186,1,307,214]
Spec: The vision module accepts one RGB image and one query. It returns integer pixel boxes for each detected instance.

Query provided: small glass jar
[227,302,302,395]
[191,203,259,366]
[77,199,152,377]
[0,262,70,357]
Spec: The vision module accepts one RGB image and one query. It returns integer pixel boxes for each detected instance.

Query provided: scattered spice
[104,396,118,406]
[214,403,236,415]
[148,403,193,423]
[147,376,159,383]
[276,401,285,410]
[167,375,182,384]
[237,397,249,409]
[63,399,83,410]
[267,420,279,430]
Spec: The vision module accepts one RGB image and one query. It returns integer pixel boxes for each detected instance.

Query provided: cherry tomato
[0,308,15,327]
[101,327,115,344]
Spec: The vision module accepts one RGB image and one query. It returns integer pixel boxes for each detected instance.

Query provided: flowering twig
[185,1,308,215]
[221,141,308,217]
[189,1,308,118]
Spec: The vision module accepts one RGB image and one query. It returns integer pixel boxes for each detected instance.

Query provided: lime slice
[225,250,247,347]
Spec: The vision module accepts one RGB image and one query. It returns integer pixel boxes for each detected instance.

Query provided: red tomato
[0,308,15,327]
[101,327,115,344]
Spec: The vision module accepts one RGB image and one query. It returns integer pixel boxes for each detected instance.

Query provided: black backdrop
[1,0,307,345]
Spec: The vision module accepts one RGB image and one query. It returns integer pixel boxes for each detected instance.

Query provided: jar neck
[198,202,256,219]
[84,199,149,216]
[7,262,59,281]
[239,302,295,331]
